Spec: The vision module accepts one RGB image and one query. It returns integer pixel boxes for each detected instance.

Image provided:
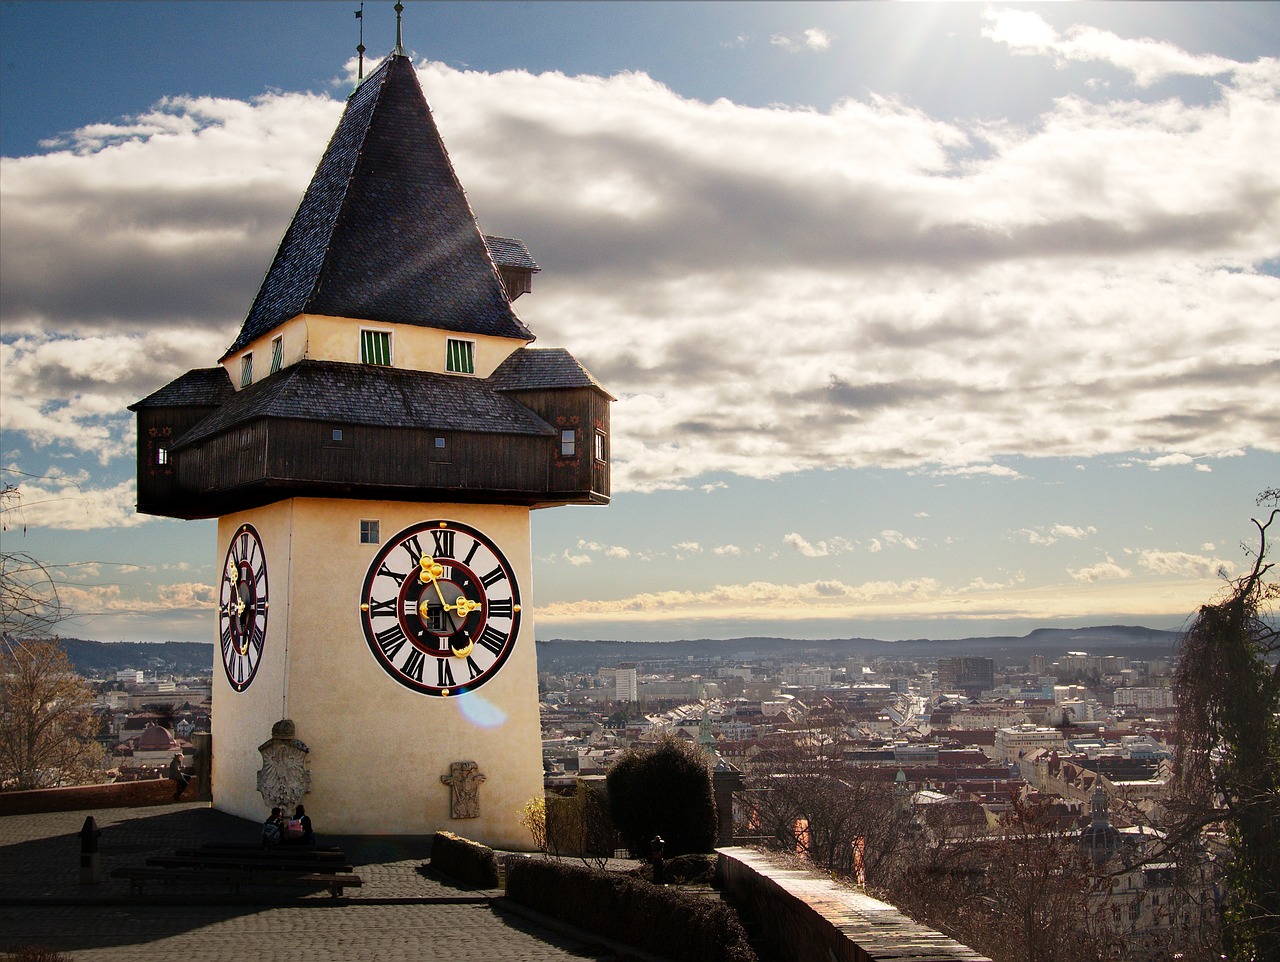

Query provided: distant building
[1113,687,1175,709]
[937,657,994,695]
[994,724,1066,763]
[613,663,638,703]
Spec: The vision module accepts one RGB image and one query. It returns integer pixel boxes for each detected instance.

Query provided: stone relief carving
[440,760,486,819]
[257,719,311,811]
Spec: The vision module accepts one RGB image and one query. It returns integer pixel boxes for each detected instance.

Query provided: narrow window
[156,446,169,466]
[360,520,380,544]
[445,338,475,375]
[240,353,253,387]
[361,329,392,366]
[561,429,576,457]
[270,336,283,374]
[595,430,608,463]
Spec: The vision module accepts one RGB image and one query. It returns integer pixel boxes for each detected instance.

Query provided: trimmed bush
[429,831,500,888]
[606,735,716,857]
[507,857,757,962]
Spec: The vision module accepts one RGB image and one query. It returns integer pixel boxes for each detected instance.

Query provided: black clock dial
[218,523,268,692]
[360,519,521,696]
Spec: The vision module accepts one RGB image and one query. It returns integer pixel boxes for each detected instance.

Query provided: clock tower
[130,51,610,846]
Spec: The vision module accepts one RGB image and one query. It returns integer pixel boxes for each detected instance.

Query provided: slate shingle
[488,348,614,398]
[128,368,234,410]
[225,55,532,360]
[171,360,554,449]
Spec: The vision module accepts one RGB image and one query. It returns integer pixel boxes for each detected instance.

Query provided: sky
[1,1,1278,646]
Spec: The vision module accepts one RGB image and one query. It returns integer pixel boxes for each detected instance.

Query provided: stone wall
[0,778,200,816]
[717,847,990,962]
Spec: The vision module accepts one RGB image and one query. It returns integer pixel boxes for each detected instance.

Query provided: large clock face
[359,519,522,696]
[219,523,268,692]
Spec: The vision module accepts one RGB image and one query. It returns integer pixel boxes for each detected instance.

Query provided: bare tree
[0,636,106,790]
[1170,488,1279,961]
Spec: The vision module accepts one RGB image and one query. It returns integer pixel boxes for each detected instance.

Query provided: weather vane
[355,3,365,80]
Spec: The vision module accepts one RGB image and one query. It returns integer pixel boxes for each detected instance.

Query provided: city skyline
[1,2,1277,644]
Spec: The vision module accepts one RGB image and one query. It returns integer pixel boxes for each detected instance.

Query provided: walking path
[0,802,630,961]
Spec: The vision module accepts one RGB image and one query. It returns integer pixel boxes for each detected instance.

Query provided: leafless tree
[0,636,106,790]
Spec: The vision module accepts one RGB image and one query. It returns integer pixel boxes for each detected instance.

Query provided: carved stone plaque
[257,719,311,811]
[440,760,486,819]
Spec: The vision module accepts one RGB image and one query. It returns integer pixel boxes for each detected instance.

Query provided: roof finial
[355,4,365,80]
[393,0,405,57]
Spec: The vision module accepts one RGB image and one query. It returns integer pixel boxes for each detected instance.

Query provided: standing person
[284,804,314,845]
[262,807,284,846]
[168,752,190,800]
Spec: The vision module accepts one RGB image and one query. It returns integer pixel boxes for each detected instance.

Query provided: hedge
[430,831,500,888]
[506,857,757,962]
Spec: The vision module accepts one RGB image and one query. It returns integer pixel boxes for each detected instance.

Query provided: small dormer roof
[223,55,532,361]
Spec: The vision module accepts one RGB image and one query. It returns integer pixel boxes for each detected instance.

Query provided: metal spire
[355,4,365,80]
[393,1,405,57]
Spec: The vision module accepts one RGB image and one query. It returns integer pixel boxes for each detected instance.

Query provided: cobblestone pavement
[0,803,624,961]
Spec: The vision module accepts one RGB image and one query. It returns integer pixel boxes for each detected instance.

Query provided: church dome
[137,724,178,751]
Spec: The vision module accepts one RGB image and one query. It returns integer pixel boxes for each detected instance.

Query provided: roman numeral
[402,648,425,683]
[477,624,508,656]
[461,539,481,567]
[251,626,265,652]
[367,596,397,618]
[487,598,513,620]
[378,562,408,586]
[376,624,407,660]
[437,658,456,688]
[480,567,506,588]
[431,528,455,558]
[220,625,233,656]
[254,565,267,587]
[466,655,483,680]
[402,535,425,567]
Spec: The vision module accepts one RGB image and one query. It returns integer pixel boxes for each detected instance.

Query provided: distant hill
[47,624,1183,675]
[56,638,213,676]
[535,625,1184,668]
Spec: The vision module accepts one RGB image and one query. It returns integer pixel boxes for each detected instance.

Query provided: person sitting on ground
[262,806,284,846]
[282,804,314,845]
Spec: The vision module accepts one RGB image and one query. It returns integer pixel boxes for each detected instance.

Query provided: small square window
[435,437,446,449]
[360,520,380,544]
[446,338,475,375]
[361,330,392,366]
[595,430,608,463]
[240,353,253,387]
[331,428,343,442]
[270,336,283,374]
[561,429,576,457]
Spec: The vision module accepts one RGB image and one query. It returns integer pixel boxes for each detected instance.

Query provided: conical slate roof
[224,55,532,360]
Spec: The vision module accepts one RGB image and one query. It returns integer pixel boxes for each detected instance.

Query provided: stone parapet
[716,846,990,962]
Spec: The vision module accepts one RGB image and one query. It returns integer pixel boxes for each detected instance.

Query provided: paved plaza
[0,802,631,961]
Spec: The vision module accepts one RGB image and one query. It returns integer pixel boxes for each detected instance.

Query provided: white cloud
[1,477,149,531]
[784,532,855,557]
[3,44,1278,495]
[713,544,742,556]
[1138,549,1231,579]
[769,28,833,53]
[1069,559,1131,582]
[982,9,1243,86]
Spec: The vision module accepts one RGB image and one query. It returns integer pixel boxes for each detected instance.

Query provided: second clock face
[219,523,268,692]
[359,519,522,696]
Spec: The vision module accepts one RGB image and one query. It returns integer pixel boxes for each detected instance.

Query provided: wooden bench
[149,855,356,873]
[111,842,363,898]
[111,866,363,897]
